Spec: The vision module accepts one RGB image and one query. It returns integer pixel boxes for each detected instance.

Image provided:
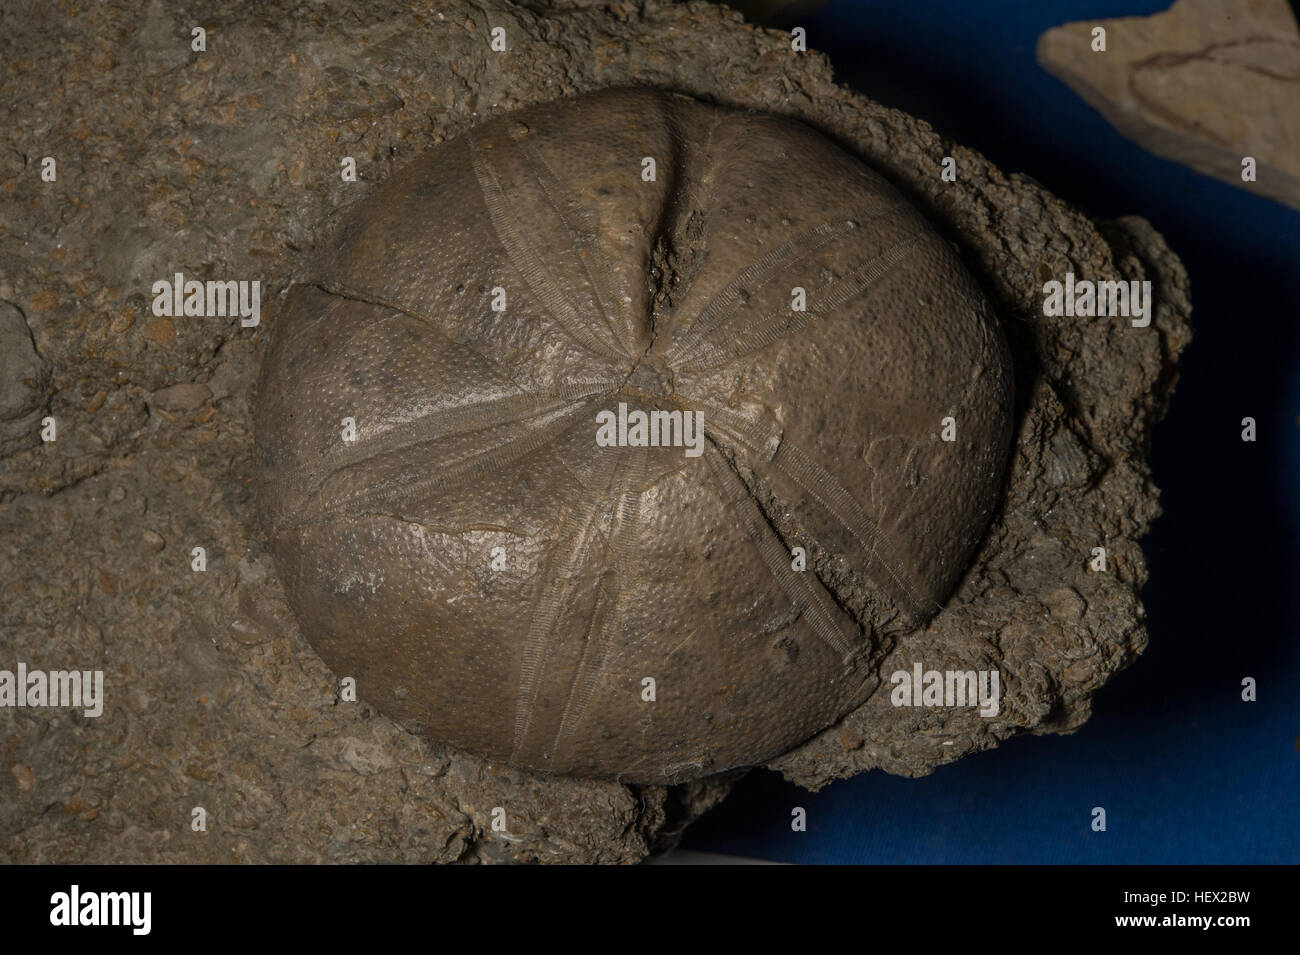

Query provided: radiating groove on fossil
[812,231,923,314]
[697,404,784,461]
[511,451,621,762]
[516,137,633,356]
[678,231,925,371]
[267,388,618,524]
[701,406,932,620]
[466,133,631,363]
[665,209,889,365]
[292,398,597,527]
[652,111,726,314]
[681,310,811,372]
[687,112,726,217]
[548,456,648,768]
[704,445,859,660]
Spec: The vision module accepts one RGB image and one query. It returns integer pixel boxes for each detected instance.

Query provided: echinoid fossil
[255,87,1015,784]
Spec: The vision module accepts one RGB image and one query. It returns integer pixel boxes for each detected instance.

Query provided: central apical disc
[255,88,1014,783]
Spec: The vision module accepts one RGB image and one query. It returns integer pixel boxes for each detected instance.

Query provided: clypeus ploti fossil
[254,87,1015,784]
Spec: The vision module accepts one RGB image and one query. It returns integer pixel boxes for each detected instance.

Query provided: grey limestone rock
[0,0,1189,862]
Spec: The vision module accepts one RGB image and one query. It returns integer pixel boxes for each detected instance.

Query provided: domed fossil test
[255,88,1014,784]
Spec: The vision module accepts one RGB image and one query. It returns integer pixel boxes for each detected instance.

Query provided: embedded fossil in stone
[254,87,1015,784]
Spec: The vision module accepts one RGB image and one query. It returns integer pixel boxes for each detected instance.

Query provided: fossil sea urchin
[254,87,1015,784]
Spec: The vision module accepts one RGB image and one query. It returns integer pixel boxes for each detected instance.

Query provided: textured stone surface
[257,88,1014,783]
[0,301,49,456]
[0,0,1189,862]
[1038,0,1300,211]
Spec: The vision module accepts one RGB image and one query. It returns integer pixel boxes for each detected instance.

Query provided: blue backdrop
[682,0,1300,864]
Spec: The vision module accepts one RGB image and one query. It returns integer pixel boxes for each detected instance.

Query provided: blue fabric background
[682,0,1300,864]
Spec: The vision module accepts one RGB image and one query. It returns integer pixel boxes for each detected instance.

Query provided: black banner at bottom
[0,862,1283,940]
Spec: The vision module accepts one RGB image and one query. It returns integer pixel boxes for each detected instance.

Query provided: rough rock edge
[1036,0,1300,213]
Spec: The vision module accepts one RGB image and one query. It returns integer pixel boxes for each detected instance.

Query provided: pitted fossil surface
[255,87,1015,783]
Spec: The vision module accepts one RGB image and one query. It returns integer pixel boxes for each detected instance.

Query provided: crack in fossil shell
[702,444,862,661]
[699,403,935,623]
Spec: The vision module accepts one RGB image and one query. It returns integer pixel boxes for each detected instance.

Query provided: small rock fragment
[1037,0,1300,210]
[9,764,35,793]
[230,589,276,645]
[333,737,395,776]
[149,382,211,412]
